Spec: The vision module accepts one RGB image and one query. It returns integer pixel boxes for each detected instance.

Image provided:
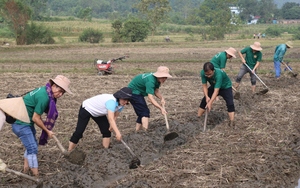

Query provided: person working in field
[273,41,293,79]
[210,47,237,71]
[128,66,172,132]
[68,87,132,151]
[234,41,263,93]
[11,75,72,178]
[197,62,235,127]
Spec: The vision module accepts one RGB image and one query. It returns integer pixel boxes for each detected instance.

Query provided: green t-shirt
[128,73,160,96]
[210,51,227,69]
[241,46,262,69]
[200,68,232,89]
[15,86,49,126]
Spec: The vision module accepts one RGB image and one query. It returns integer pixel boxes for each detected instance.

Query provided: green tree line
[1,0,300,45]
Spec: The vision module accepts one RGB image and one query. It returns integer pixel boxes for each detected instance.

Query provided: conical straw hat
[0,97,30,123]
[0,110,5,131]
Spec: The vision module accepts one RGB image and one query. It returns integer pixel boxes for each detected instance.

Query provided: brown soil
[0,43,300,188]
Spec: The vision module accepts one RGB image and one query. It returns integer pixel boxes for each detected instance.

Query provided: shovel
[52,135,86,165]
[282,62,297,77]
[162,105,178,142]
[120,139,141,169]
[244,63,269,95]
[232,86,240,100]
[203,108,208,132]
[0,159,43,188]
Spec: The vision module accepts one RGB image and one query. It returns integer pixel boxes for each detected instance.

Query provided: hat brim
[286,43,293,48]
[50,79,73,94]
[250,45,262,51]
[225,50,236,58]
[153,73,172,78]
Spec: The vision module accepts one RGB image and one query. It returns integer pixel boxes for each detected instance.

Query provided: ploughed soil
[0,42,300,188]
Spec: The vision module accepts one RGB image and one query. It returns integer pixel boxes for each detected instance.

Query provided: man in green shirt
[234,42,262,93]
[211,47,237,71]
[128,66,172,131]
[198,62,235,127]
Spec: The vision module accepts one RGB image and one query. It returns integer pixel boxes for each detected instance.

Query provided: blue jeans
[274,61,281,78]
[12,123,38,168]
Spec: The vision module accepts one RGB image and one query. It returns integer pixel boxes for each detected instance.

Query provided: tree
[24,0,47,20]
[190,0,237,40]
[121,18,150,42]
[111,19,123,42]
[77,7,92,21]
[238,0,276,23]
[0,0,31,45]
[281,2,300,19]
[238,0,258,22]
[135,0,171,37]
[256,0,277,23]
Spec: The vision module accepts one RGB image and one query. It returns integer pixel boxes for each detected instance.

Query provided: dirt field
[0,41,300,188]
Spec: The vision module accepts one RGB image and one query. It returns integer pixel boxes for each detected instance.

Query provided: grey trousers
[235,64,256,85]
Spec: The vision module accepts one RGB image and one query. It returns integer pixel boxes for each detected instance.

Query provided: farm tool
[244,63,269,95]
[93,55,129,75]
[0,159,43,188]
[232,86,240,100]
[203,108,208,132]
[52,135,86,165]
[162,104,178,142]
[121,139,141,169]
[282,62,297,77]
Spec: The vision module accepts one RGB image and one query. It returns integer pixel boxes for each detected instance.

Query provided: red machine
[93,55,128,75]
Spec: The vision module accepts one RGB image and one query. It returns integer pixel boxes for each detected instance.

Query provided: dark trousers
[70,106,111,144]
[199,86,235,112]
[130,94,150,124]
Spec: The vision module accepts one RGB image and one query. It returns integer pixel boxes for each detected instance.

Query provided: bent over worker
[197,62,235,127]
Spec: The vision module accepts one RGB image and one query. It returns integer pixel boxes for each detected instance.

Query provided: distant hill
[274,0,300,8]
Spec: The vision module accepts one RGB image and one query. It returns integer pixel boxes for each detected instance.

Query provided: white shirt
[82,94,123,117]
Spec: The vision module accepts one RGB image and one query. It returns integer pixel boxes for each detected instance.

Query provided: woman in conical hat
[11,75,72,178]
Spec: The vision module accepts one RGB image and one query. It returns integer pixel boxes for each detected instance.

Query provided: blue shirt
[274,44,287,62]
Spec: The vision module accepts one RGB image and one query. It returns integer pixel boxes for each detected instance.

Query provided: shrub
[26,22,55,44]
[79,28,104,43]
[122,18,150,42]
[265,26,282,37]
[293,31,300,40]
[0,27,14,38]
[111,20,123,43]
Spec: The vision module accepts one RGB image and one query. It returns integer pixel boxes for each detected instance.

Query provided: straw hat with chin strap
[153,66,172,78]
[225,47,237,58]
[250,41,262,51]
[49,75,72,94]
[286,41,293,48]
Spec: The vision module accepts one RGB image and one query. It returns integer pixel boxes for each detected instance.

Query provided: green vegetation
[26,22,55,44]
[0,0,300,45]
[79,28,104,43]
